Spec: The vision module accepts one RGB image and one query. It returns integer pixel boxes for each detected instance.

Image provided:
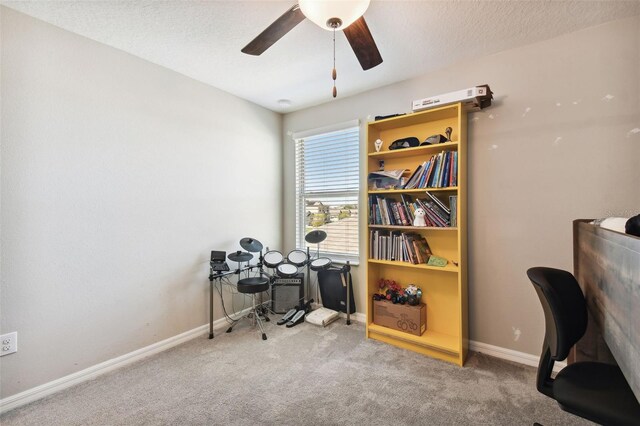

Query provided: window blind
[294,125,360,261]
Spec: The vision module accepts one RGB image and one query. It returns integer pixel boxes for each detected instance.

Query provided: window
[294,122,360,262]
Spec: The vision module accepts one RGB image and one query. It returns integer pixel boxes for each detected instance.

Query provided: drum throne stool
[227,276,271,340]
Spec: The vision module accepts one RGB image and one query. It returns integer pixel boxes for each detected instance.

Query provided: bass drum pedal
[277,308,297,326]
[285,309,306,328]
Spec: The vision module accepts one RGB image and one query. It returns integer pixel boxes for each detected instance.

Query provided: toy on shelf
[404,284,423,306]
[413,208,427,227]
[373,278,422,306]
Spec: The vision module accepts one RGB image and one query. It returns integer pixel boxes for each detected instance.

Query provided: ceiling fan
[241,0,383,72]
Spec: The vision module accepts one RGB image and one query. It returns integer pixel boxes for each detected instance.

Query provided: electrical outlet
[0,332,17,356]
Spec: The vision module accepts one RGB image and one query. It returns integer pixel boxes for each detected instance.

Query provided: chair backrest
[526,267,588,361]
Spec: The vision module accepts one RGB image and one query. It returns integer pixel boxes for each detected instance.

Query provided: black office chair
[226,276,270,340]
[527,267,640,425]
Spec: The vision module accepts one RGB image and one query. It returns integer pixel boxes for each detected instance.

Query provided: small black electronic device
[210,250,230,272]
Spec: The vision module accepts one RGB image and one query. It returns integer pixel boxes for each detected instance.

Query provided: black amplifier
[271,273,304,314]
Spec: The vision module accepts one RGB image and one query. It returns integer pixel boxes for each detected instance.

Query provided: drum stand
[315,246,322,304]
[305,247,311,305]
[343,261,352,326]
[256,249,276,321]
[208,266,248,339]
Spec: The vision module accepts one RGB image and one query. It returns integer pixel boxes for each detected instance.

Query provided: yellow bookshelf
[365,103,468,366]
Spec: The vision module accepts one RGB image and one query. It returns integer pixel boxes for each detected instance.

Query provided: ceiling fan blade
[241,4,306,56]
[343,16,383,70]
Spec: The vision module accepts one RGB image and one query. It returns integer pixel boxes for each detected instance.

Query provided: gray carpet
[1,319,591,425]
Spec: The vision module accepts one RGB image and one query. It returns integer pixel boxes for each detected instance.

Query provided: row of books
[403,150,458,189]
[369,230,432,264]
[368,192,458,227]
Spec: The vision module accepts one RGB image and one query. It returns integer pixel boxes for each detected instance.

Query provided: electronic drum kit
[208,230,352,338]
[224,231,335,315]
[257,232,331,280]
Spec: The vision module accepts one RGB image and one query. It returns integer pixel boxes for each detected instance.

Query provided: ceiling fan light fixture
[299,0,370,30]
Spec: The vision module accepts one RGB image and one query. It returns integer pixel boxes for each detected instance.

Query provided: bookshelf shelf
[365,102,468,366]
[368,187,458,195]
[369,225,457,231]
[368,141,458,160]
[367,323,459,354]
[367,258,459,273]
[368,104,461,130]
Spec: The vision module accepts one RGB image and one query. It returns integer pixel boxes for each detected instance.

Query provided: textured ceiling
[3,1,639,112]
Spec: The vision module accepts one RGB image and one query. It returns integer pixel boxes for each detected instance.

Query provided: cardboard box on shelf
[373,299,426,336]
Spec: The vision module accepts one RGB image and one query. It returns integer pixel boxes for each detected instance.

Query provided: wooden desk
[572,219,640,401]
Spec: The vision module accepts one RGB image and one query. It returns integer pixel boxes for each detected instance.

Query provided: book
[369,230,433,264]
[436,152,446,187]
[419,156,435,188]
[382,198,389,225]
[441,151,451,187]
[452,151,458,186]
[416,198,448,227]
[425,191,451,215]
[425,205,447,227]
[449,151,455,186]
[403,163,424,189]
[441,151,449,187]
[400,194,415,224]
[387,199,398,225]
[406,233,428,265]
[405,233,420,264]
[397,202,409,225]
[428,152,441,187]
[414,236,432,264]
[391,202,402,225]
[412,239,424,263]
[418,235,432,257]
[375,197,386,225]
[426,201,450,225]
[449,195,458,227]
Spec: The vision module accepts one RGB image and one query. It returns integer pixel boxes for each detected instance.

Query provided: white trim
[0,313,562,414]
[324,311,562,373]
[309,303,365,324]
[291,119,360,140]
[339,311,366,324]
[469,340,566,373]
[0,311,249,414]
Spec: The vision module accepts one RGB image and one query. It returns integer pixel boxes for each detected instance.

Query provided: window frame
[293,120,360,265]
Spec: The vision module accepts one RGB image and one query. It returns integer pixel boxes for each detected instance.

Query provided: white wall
[283,16,640,356]
[0,7,282,398]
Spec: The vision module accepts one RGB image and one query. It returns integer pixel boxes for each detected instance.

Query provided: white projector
[412,85,493,112]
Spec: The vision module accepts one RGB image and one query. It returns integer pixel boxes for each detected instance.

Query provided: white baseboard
[469,340,566,373]
[1,311,560,414]
[338,314,562,372]
[338,311,366,324]
[0,312,246,415]
[309,302,366,324]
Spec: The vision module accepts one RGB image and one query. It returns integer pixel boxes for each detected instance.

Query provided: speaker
[272,273,304,314]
